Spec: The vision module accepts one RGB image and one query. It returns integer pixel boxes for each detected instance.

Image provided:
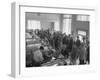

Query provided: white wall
[0,0,100,80]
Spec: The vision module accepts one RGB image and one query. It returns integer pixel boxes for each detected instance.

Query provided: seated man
[32,46,44,67]
[42,46,54,63]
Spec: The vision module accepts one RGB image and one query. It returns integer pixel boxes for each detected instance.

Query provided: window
[77,15,89,21]
[63,15,72,34]
[63,15,72,18]
[27,20,41,30]
[54,21,60,31]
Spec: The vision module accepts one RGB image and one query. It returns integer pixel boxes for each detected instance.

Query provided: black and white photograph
[25,12,90,67]
[10,1,99,79]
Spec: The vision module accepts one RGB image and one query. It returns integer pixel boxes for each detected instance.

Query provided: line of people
[26,29,90,67]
